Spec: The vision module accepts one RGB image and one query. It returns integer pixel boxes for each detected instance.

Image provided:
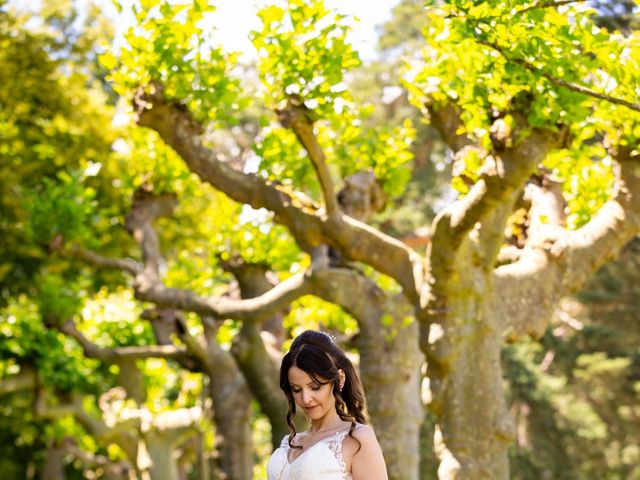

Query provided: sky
[15,0,399,60]
[211,0,398,60]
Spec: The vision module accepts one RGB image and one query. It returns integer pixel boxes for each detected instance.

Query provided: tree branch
[35,391,122,443]
[426,104,477,153]
[133,82,420,298]
[66,244,142,275]
[493,147,640,338]
[136,270,313,320]
[478,40,640,113]
[523,173,567,247]
[60,438,132,478]
[492,248,561,339]
[430,118,561,281]
[311,266,391,334]
[57,319,189,362]
[0,366,37,395]
[124,187,177,287]
[277,96,340,218]
[553,149,640,291]
[171,312,210,369]
[72,194,317,320]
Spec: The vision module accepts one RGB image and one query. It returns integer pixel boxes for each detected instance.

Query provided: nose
[301,389,313,405]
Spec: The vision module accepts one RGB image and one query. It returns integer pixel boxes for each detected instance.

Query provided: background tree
[2,0,640,479]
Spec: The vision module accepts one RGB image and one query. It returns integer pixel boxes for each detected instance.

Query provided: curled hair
[280,330,367,450]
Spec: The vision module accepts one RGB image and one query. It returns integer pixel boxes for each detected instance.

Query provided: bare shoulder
[351,423,379,444]
[342,424,377,451]
[343,424,388,480]
[342,424,387,480]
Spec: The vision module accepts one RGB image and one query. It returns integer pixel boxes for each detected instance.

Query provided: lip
[304,405,318,411]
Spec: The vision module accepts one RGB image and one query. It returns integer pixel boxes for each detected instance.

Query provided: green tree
[0,4,209,479]
[95,0,640,478]
[3,0,640,479]
[504,237,640,480]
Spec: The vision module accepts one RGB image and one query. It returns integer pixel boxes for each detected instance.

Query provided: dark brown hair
[280,330,367,449]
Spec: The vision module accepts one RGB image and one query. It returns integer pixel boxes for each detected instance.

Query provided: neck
[310,411,344,434]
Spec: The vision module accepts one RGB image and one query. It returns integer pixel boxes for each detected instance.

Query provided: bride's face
[288,365,335,421]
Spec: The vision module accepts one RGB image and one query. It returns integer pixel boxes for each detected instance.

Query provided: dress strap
[327,429,350,477]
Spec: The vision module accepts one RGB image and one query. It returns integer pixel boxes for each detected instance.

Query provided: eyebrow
[289,380,321,387]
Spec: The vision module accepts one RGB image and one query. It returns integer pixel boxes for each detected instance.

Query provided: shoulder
[344,424,387,479]
[351,423,378,444]
[342,424,379,457]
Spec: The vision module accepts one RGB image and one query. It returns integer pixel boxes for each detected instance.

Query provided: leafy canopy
[405,0,640,226]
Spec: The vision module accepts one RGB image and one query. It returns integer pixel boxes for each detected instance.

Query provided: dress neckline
[286,428,350,466]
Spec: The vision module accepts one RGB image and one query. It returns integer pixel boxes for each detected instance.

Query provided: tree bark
[143,424,194,480]
[135,84,421,298]
[358,309,424,480]
[40,442,66,480]
[204,341,254,480]
[233,321,290,448]
[424,244,514,479]
[312,266,424,480]
[222,259,290,448]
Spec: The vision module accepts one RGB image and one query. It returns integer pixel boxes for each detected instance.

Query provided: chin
[305,406,325,419]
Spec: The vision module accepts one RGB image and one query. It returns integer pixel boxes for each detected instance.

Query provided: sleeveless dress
[267,427,356,480]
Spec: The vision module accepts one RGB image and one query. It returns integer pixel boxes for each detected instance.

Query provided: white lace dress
[267,428,353,480]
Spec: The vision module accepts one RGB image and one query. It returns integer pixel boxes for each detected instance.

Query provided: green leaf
[98,52,117,70]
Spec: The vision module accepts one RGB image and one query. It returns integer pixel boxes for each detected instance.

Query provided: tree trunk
[40,442,66,480]
[208,369,253,479]
[142,433,181,480]
[223,258,290,448]
[425,282,513,479]
[420,411,439,480]
[233,321,289,448]
[358,307,424,480]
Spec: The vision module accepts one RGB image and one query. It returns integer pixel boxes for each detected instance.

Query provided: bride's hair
[279,330,367,449]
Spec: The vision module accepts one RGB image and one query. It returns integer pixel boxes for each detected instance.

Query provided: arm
[349,425,388,480]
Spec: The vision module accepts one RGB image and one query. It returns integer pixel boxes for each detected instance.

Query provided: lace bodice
[267,428,354,480]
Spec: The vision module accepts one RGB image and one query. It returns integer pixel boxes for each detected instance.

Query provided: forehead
[288,365,325,385]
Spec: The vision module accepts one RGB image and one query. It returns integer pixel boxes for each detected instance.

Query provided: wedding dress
[267,427,356,480]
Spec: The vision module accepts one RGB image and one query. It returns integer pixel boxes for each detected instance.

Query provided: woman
[267,330,388,480]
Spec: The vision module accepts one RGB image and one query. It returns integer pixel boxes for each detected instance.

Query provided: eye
[291,387,301,393]
[311,385,322,391]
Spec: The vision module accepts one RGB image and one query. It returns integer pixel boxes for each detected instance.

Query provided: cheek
[321,388,335,405]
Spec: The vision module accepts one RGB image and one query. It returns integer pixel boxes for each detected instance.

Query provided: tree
[2,0,640,479]
[0,4,210,479]
[110,0,638,478]
[503,236,640,480]
[404,1,640,478]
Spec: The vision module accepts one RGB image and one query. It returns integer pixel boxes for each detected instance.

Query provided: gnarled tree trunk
[206,345,254,480]
[359,313,423,480]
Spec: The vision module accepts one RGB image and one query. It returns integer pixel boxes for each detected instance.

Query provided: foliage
[0,3,210,476]
[2,0,640,478]
[104,0,246,127]
[0,4,119,300]
[0,296,102,393]
[405,0,640,226]
[250,0,360,117]
[505,240,640,479]
[249,0,416,199]
[28,172,99,245]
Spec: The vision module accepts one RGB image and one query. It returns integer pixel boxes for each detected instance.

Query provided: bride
[267,330,388,480]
